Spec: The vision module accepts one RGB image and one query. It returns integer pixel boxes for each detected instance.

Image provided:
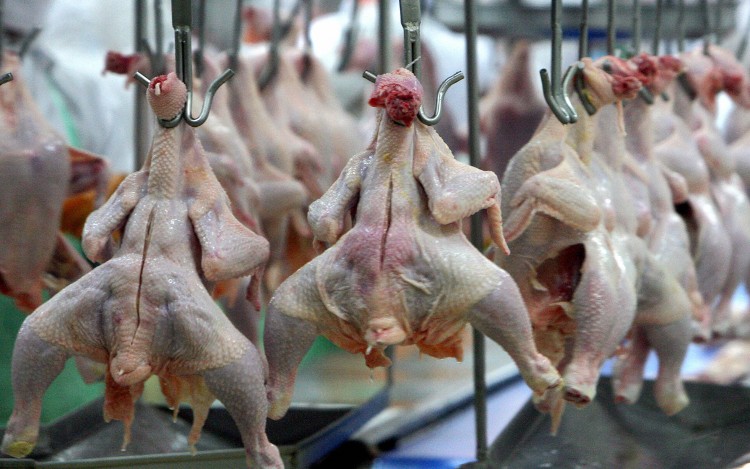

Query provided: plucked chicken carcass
[196,53,311,294]
[104,50,311,296]
[1,73,281,468]
[225,51,323,199]
[248,48,364,190]
[669,47,750,337]
[0,52,108,312]
[263,68,561,420]
[496,57,643,413]
[479,40,547,180]
[591,55,693,415]
[651,53,733,339]
[620,54,706,328]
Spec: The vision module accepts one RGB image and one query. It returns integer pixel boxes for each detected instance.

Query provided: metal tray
[0,388,388,468]
[487,377,750,468]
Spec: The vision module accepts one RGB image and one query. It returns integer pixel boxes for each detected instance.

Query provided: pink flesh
[104,51,140,75]
[368,68,423,126]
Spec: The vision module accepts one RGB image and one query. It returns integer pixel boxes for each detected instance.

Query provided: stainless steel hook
[701,0,711,55]
[362,69,464,126]
[653,0,662,55]
[579,0,589,60]
[360,0,464,126]
[540,0,578,124]
[140,0,165,76]
[737,0,750,59]
[632,0,641,54]
[134,0,235,128]
[258,0,304,90]
[337,0,361,72]
[573,63,597,116]
[227,0,243,71]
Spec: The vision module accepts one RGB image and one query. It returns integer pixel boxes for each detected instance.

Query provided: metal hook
[362,69,464,126]
[0,72,12,85]
[632,0,641,54]
[628,0,654,104]
[362,0,464,126]
[607,0,616,55]
[134,0,234,128]
[677,0,685,53]
[400,0,422,80]
[138,0,165,76]
[227,0,243,71]
[574,64,598,116]
[540,0,578,124]
[193,0,207,78]
[701,0,711,55]
[300,0,314,81]
[579,0,589,60]
[337,0,361,72]
[653,0,662,55]
[418,71,465,125]
[572,0,598,116]
[258,0,305,90]
[17,28,41,60]
[737,0,750,59]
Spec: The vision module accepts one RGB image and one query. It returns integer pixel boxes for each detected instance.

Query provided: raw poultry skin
[264,68,561,420]
[652,52,733,337]
[0,53,107,312]
[1,73,282,468]
[591,55,692,415]
[679,47,750,337]
[497,58,647,411]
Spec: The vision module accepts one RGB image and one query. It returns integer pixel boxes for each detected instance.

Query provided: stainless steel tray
[488,377,750,468]
[0,388,388,468]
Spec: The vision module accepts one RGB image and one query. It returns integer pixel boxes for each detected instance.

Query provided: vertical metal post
[551,0,563,93]
[465,0,487,462]
[228,0,243,70]
[736,0,750,59]
[677,0,685,52]
[653,0,662,55]
[579,0,589,59]
[400,0,422,79]
[701,0,711,54]
[607,0,616,55]
[134,0,149,169]
[632,0,641,53]
[378,0,391,74]
[0,0,4,70]
[380,0,393,386]
[153,0,164,75]
[194,0,207,77]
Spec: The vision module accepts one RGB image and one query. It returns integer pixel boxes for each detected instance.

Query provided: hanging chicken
[0,52,109,312]
[1,72,282,468]
[263,67,562,420]
[590,55,694,416]
[496,57,645,420]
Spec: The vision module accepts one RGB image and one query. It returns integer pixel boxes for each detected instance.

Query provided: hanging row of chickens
[4,5,750,468]
[482,39,750,420]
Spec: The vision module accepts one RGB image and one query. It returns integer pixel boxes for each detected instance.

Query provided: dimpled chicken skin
[1,73,282,468]
[263,68,561,420]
